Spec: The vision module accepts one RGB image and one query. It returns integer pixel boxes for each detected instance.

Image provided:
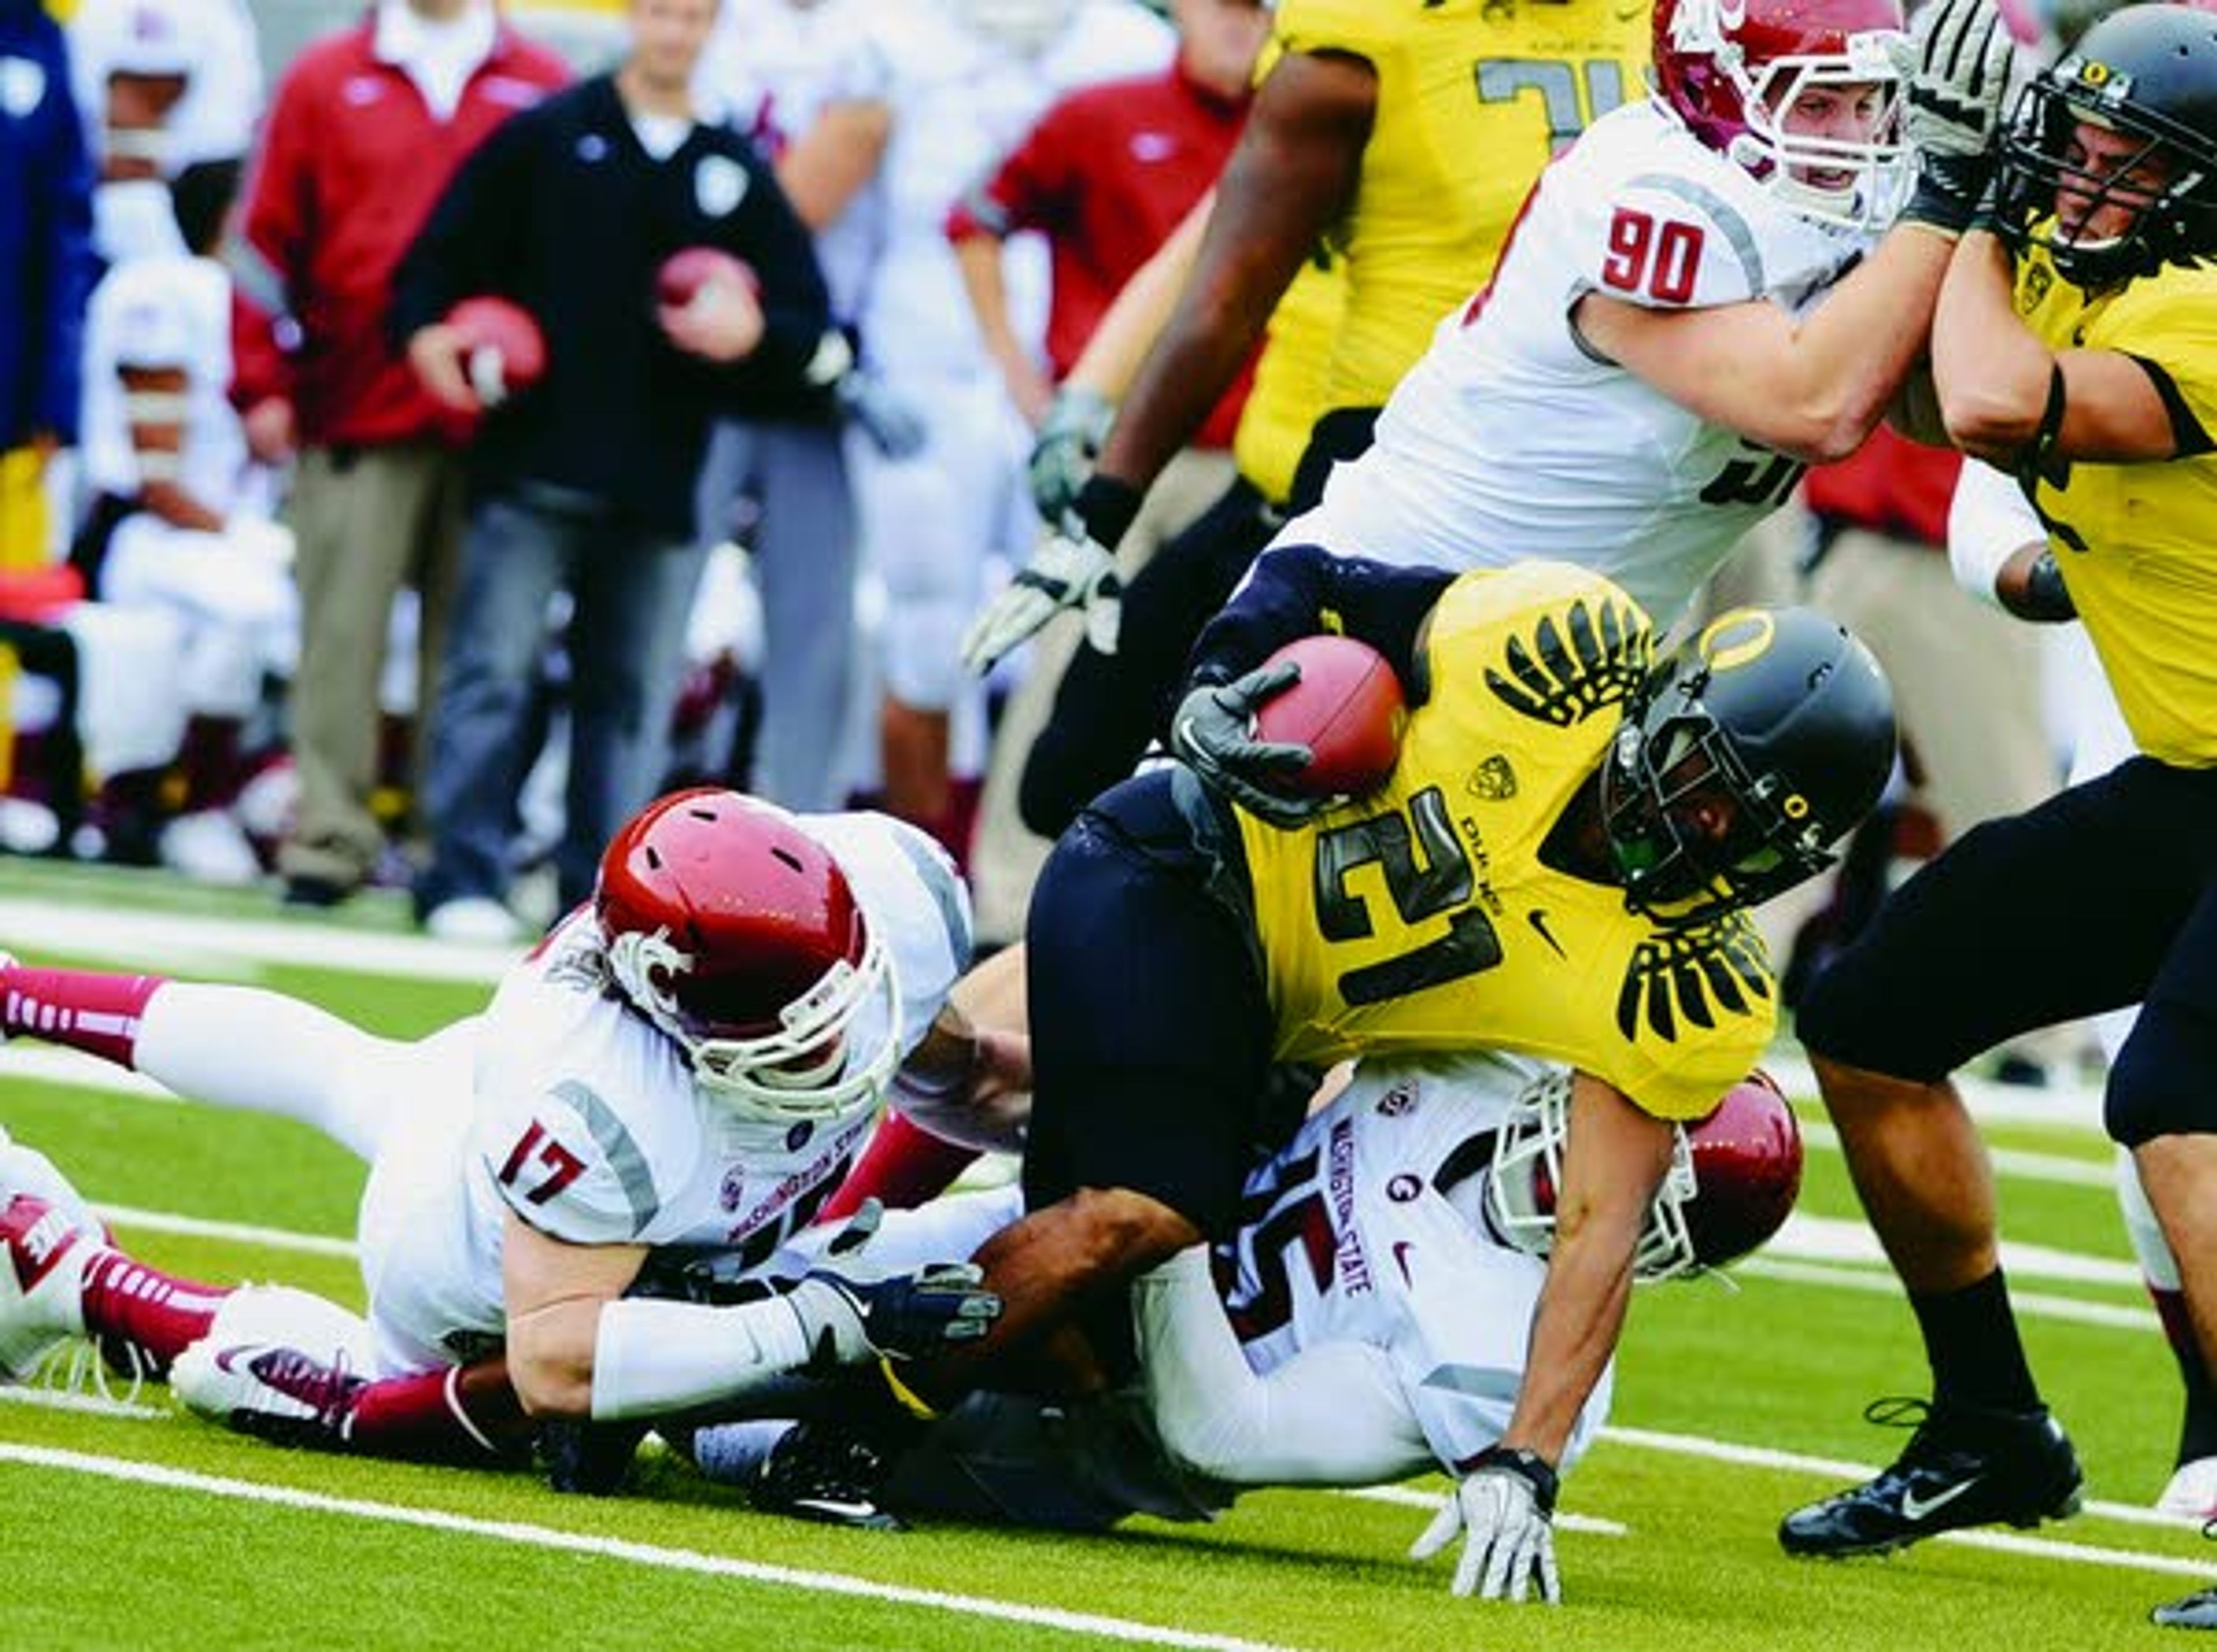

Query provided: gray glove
[1028,387,1115,523]
[1409,1446,1562,1604]
[1898,0,2017,234]
[1170,660,1328,830]
[834,367,928,460]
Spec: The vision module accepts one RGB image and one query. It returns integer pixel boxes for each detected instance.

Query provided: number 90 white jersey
[1277,97,1876,629]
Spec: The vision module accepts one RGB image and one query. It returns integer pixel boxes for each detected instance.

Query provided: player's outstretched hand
[1409,1446,1562,1605]
[960,526,1122,674]
[1171,661,1327,830]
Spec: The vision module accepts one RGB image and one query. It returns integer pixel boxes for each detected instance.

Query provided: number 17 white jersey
[1277,97,1875,628]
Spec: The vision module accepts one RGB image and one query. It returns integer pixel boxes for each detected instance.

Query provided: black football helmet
[1993,2,2217,288]
[1602,607,1896,924]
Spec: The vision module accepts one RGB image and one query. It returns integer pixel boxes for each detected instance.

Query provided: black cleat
[1779,1397,2084,1558]
[752,1421,903,1531]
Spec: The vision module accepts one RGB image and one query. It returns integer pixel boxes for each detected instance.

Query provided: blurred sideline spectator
[938,0,1263,875]
[691,0,888,817]
[68,0,263,266]
[228,0,569,909]
[73,158,293,883]
[0,0,92,573]
[834,0,1175,879]
[394,0,834,942]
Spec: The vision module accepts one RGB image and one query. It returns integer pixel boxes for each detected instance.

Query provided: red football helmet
[1487,1068,1804,1280]
[1654,0,1911,227]
[594,788,899,1123]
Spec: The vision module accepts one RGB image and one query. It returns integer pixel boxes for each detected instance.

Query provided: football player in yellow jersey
[959,0,1649,933]
[1781,12,2217,1620]
[867,551,1890,1602]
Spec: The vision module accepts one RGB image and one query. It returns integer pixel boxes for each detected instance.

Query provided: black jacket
[391,74,833,536]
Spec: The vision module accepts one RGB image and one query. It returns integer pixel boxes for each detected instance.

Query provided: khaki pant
[279,442,467,888]
[968,448,1237,948]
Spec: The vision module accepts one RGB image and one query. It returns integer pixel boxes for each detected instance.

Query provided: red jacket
[946,61,1253,451]
[1804,426,1964,550]
[228,18,569,448]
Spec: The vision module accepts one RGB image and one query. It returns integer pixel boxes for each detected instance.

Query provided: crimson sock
[1,965,166,1066]
[79,1250,229,1378]
[345,1364,531,1464]
[2152,1285,2217,1463]
[818,1111,981,1221]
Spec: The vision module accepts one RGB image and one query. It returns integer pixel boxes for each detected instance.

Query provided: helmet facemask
[1486,1069,1804,1282]
[1658,0,1911,230]
[607,921,902,1124]
[1996,71,2217,288]
[1486,1071,1707,1282]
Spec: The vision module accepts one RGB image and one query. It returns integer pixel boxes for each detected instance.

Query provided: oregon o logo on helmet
[1783,793,1811,820]
[1697,609,1775,674]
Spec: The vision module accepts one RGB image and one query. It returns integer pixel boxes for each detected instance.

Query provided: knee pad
[2106,1006,2217,1146]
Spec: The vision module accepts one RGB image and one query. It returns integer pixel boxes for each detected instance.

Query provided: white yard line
[1602,1426,2213,1543]
[0,896,519,985]
[0,1442,1305,1652]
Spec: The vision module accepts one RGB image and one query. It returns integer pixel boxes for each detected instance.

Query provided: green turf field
[1,859,2209,1651]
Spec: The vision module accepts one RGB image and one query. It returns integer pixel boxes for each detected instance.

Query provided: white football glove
[959,525,1122,674]
[1409,1448,1562,1604]
[1897,0,2017,233]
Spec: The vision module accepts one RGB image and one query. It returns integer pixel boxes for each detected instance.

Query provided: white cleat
[0,1192,94,1382]
[2158,1455,2217,1522]
[170,1284,375,1444]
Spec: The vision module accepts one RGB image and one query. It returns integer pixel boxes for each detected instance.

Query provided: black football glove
[1171,659,1330,830]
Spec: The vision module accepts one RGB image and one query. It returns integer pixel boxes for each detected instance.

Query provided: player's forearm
[1063,200,1210,402]
[1932,231,2052,461]
[773,100,889,233]
[587,1295,816,1422]
[1499,1224,1637,1465]
[1779,227,1955,460]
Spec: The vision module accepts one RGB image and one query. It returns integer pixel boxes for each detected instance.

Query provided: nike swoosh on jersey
[1526,908,1568,960]
[1391,1240,1417,1286]
[1898,1478,1981,1523]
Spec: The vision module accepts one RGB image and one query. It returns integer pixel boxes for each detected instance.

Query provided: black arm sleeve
[388,114,535,349]
[1181,542,1453,703]
[2126,353,2216,458]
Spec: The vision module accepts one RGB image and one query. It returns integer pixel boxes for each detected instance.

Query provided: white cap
[99,0,201,79]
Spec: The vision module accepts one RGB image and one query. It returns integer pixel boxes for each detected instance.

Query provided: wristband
[1072,472,1143,550]
[1468,1444,1560,1515]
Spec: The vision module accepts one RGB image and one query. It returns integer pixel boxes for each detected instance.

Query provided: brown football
[1250,633,1408,799]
